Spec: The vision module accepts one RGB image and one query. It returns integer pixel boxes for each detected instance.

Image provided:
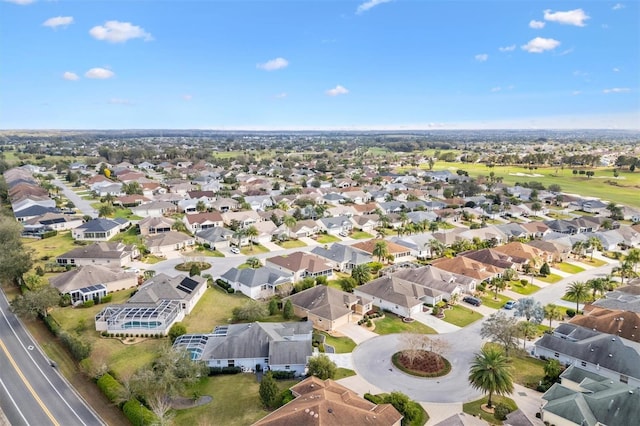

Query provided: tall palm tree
[587,278,606,300]
[245,225,259,252]
[565,281,589,314]
[626,248,640,273]
[518,321,539,350]
[572,241,584,259]
[427,239,446,259]
[282,215,297,238]
[233,228,247,248]
[468,346,514,408]
[544,303,563,328]
[587,236,603,260]
[372,240,389,263]
[350,264,372,286]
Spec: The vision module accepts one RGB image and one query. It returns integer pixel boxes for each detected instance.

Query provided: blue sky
[1,0,638,130]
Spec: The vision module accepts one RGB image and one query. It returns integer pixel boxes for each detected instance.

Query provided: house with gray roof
[534,323,640,387]
[49,264,137,304]
[195,226,234,250]
[311,243,373,272]
[541,365,640,426]
[544,219,579,235]
[174,321,313,376]
[317,215,354,235]
[219,266,292,300]
[131,200,178,218]
[72,218,129,241]
[56,241,139,268]
[284,286,371,332]
[591,285,640,313]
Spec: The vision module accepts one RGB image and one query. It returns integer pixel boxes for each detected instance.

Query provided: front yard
[535,273,563,284]
[463,395,518,425]
[240,244,270,255]
[350,231,374,239]
[441,305,483,327]
[555,262,586,274]
[509,281,542,294]
[181,287,251,333]
[479,293,514,310]
[276,240,307,249]
[316,234,340,244]
[373,313,437,335]
[576,257,607,267]
[316,332,357,353]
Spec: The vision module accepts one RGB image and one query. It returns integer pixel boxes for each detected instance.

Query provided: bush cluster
[358,311,382,325]
[270,370,296,380]
[96,373,125,404]
[122,398,157,426]
[208,366,242,375]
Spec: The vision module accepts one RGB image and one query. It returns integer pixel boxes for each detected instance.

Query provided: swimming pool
[122,321,162,329]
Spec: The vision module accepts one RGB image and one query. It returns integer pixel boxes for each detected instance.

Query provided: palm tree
[544,303,563,328]
[518,321,539,350]
[98,203,114,218]
[565,281,589,314]
[245,225,259,252]
[427,239,446,259]
[626,248,640,273]
[571,241,584,259]
[282,215,297,238]
[429,221,439,232]
[587,236,603,261]
[587,278,606,300]
[489,277,506,300]
[372,240,389,263]
[195,200,207,213]
[246,257,261,268]
[233,228,247,248]
[350,264,371,286]
[468,346,514,408]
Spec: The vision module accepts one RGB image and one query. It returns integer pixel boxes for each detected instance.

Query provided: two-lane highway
[0,291,104,426]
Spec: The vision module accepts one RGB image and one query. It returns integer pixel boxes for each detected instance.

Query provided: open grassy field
[421,162,640,208]
[441,304,483,327]
[23,231,77,272]
[181,287,251,333]
[373,313,437,335]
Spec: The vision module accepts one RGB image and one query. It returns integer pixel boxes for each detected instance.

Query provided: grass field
[576,257,607,267]
[462,395,518,425]
[277,240,307,249]
[316,234,340,244]
[241,244,270,255]
[441,304,483,327]
[23,231,77,272]
[350,231,374,239]
[318,332,357,353]
[181,287,251,333]
[536,274,563,284]
[373,314,437,335]
[335,368,357,379]
[422,162,640,208]
[479,293,513,310]
[555,262,586,274]
[509,281,542,294]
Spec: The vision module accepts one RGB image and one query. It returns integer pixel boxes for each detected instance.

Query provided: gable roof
[129,273,206,304]
[431,256,502,281]
[253,376,403,426]
[285,286,367,321]
[49,265,135,294]
[221,266,291,288]
[267,252,333,274]
[310,243,373,266]
[571,307,640,344]
[57,242,136,260]
[184,211,224,224]
[351,239,411,255]
[145,231,193,248]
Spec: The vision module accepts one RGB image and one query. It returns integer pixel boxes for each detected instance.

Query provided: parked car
[339,231,349,237]
[230,247,241,254]
[503,300,517,310]
[463,296,482,306]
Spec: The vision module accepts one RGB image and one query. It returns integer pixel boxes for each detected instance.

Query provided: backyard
[316,331,357,353]
[441,305,483,327]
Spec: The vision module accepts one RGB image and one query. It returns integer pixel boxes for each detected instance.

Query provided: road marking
[0,338,59,426]
[0,375,29,425]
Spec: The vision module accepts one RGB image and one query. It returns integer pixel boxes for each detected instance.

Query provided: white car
[339,231,349,237]
[230,247,241,254]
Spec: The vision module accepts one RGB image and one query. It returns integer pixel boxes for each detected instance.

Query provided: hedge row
[96,373,124,404]
[123,398,157,426]
[208,366,242,375]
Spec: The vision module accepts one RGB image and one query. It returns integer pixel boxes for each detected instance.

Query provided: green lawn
[23,231,77,271]
[555,262,586,274]
[192,246,225,257]
[463,395,518,425]
[441,305,483,327]
[350,231,373,239]
[577,257,607,267]
[509,281,542,294]
[316,234,340,244]
[277,240,307,249]
[110,227,142,245]
[173,374,276,426]
[318,332,357,353]
[241,244,270,255]
[181,287,251,333]
[536,274,563,284]
[335,368,357,379]
[373,314,437,335]
[479,293,513,310]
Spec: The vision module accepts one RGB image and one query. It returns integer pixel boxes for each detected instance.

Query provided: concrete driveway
[411,310,461,334]
[335,323,378,344]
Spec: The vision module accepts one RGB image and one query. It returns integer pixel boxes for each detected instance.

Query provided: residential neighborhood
[1,132,639,426]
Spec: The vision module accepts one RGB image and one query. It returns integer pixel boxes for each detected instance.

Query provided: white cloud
[256,57,289,71]
[613,67,620,72]
[62,71,79,81]
[3,0,35,5]
[274,92,287,99]
[529,20,545,29]
[490,87,501,92]
[85,68,114,79]
[326,85,349,96]
[613,3,625,10]
[356,0,392,14]
[521,37,561,53]
[543,9,590,27]
[475,54,488,62]
[43,16,74,29]
[498,45,516,52]
[572,91,582,96]
[89,21,153,43]
[182,95,193,101]
[108,98,133,105]
[603,88,631,94]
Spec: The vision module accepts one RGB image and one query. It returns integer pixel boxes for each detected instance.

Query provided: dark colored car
[463,296,482,306]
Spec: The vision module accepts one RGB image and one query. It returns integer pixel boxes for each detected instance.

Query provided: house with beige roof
[137,216,175,236]
[431,256,503,282]
[493,241,553,267]
[351,239,412,263]
[284,286,372,332]
[253,376,402,426]
[265,252,333,283]
[571,307,640,344]
[182,211,224,233]
[56,242,139,268]
[49,265,137,304]
[144,231,195,256]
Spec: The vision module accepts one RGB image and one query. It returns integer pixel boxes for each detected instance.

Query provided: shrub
[216,279,231,291]
[100,294,112,303]
[270,370,296,380]
[520,279,529,286]
[227,288,235,293]
[364,393,384,404]
[82,300,95,308]
[366,320,372,327]
[58,331,92,361]
[494,403,511,421]
[208,366,242,375]
[122,398,157,426]
[42,230,58,239]
[97,373,125,404]
[566,308,576,318]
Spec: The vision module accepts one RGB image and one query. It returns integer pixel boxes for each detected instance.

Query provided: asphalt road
[52,179,98,218]
[0,292,104,426]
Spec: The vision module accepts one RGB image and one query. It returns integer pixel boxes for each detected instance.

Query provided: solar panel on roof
[177,277,199,294]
